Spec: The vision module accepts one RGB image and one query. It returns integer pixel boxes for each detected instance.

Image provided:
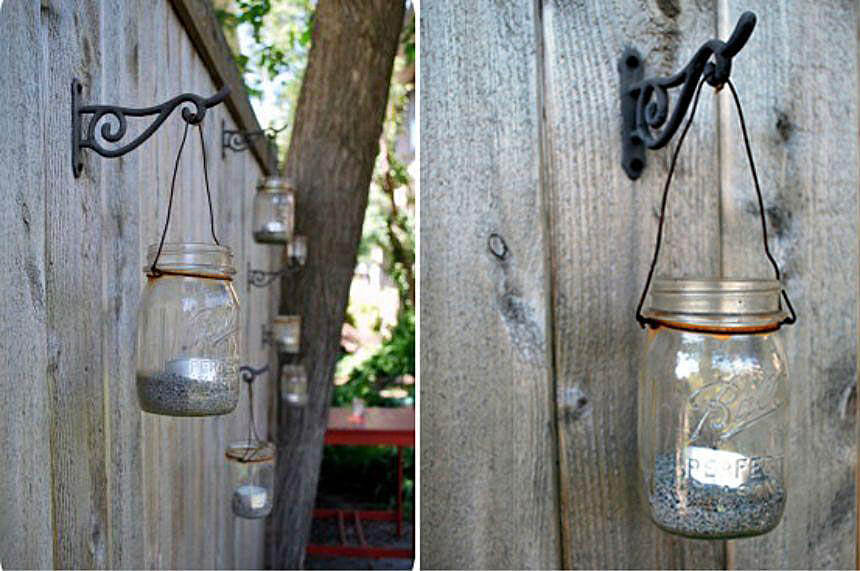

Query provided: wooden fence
[0,0,280,568]
[421,0,858,568]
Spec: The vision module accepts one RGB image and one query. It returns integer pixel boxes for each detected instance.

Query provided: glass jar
[638,278,789,539]
[271,315,301,354]
[253,176,296,244]
[281,364,308,406]
[226,440,275,519]
[136,243,241,416]
[287,235,308,266]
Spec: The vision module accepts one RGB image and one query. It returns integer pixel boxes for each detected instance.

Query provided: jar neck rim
[644,276,788,330]
[145,242,236,277]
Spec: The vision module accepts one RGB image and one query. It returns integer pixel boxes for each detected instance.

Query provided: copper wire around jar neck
[145,268,233,281]
[649,319,782,336]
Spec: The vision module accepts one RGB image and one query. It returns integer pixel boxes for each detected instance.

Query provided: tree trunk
[269,1,404,568]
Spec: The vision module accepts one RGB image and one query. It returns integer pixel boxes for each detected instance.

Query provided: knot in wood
[488,233,508,260]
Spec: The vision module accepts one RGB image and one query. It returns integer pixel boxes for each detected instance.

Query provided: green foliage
[215,0,314,107]
[333,309,415,408]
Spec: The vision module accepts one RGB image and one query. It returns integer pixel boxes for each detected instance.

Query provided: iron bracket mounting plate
[618,11,757,180]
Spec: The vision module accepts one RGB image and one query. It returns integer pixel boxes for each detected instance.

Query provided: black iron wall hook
[222,119,287,156]
[619,11,757,179]
[247,257,303,288]
[240,364,270,384]
[71,78,230,177]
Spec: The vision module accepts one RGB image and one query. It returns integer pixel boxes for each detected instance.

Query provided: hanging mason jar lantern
[226,440,275,519]
[638,279,791,539]
[280,364,308,406]
[271,315,301,354]
[634,74,796,539]
[136,122,240,417]
[136,243,241,416]
[227,366,275,519]
[287,234,308,266]
[253,176,296,244]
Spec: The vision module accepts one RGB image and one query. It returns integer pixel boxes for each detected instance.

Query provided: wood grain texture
[419,1,562,568]
[102,0,145,566]
[44,0,111,567]
[541,1,725,568]
[0,0,271,567]
[718,1,858,568]
[0,2,54,568]
[270,1,404,568]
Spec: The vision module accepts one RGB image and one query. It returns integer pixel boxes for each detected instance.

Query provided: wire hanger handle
[148,119,220,276]
[634,74,796,328]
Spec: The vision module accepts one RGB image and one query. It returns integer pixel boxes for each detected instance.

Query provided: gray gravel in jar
[232,484,273,519]
[648,453,785,539]
[253,230,289,244]
[137,372,238,417]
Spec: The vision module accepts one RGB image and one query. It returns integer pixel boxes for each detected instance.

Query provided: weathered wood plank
[419,1,561,568]
[541,0,725,568]
[167,0,277,174]
[719,2,858,569]
[43,0,111,567]
[0,2,54,568]
[99,0,146,567]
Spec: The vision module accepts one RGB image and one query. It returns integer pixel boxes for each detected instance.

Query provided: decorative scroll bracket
[71,78,230,177]
[247,258,303,288]
[619,11,757,179]
[239,364,269,384]
[222,119,287,157]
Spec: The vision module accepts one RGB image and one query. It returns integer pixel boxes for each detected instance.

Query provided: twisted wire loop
[147,120,222,278]
[238,365,270,463]
[629,11,756,149]
[76,82,229,159]
[634,74,797,329]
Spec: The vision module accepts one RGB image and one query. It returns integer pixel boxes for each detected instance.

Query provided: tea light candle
[254,221,288,244]
[232,484,272,519]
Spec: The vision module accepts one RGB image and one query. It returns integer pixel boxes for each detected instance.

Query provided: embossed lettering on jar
[638,279,789,539]
[136,243,241,416]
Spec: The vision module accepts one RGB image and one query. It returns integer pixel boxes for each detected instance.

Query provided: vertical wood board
[420,0,561,568]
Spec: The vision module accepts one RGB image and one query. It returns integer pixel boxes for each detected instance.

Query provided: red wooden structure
[307,407,415,560]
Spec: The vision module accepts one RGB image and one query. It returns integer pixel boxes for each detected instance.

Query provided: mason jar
[638,278,789,539]
[136,243,241,416]
[287,235,308,266]
[271,315,301,354]
[281,364,308,406]
[226,440,275,519]
[252,176,296,244]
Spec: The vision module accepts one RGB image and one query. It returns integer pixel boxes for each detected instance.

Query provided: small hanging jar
[271,315,301,353]
[635,76,796,539]
[638,279,790,539]
[136,122,241,416]
[253,176,296,244]
[226,440,275,519]
[280,364,308,406]
[136,244,240,416]
[287,234,308,266]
